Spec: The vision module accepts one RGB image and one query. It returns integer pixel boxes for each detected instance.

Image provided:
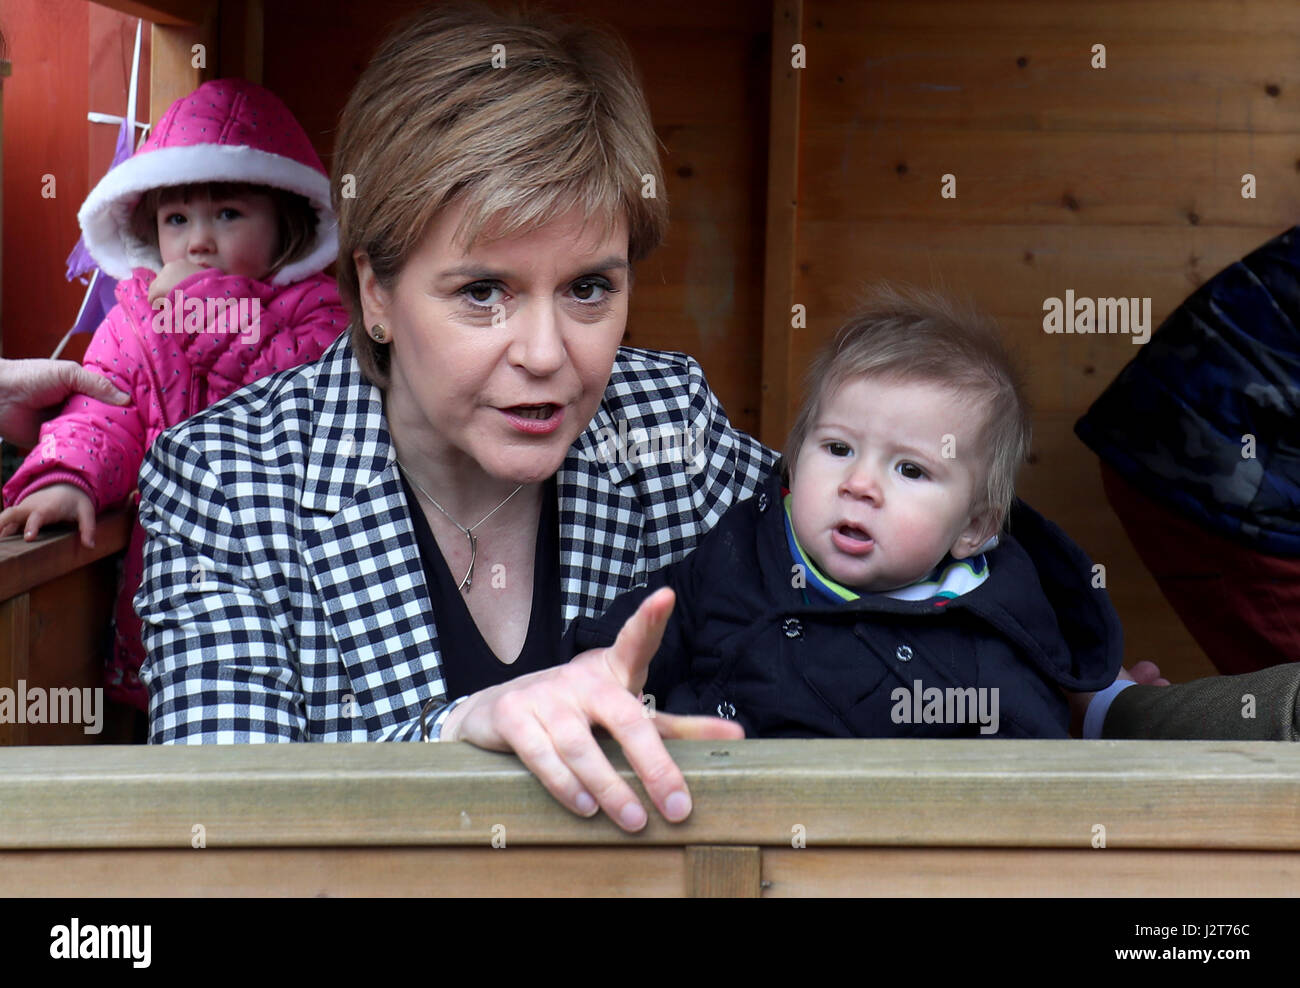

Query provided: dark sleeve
[560,550,706,708]
[1102,665,1300,740]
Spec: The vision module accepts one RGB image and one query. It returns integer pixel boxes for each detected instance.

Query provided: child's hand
[0,484,97,548]
[148,260,211,304]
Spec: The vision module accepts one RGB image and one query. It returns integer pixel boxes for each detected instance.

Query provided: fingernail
[664,790,691,821]
[574,791,597,816]
[619,803,647,830]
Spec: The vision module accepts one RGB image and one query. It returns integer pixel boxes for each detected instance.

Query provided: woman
[136,3,771,832]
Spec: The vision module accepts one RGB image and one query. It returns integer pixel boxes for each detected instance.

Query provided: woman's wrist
[438,693,475,742]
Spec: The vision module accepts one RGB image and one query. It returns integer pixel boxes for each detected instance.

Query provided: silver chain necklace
[398,462,523,593]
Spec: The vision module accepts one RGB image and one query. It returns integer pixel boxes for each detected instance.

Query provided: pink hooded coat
[4,78,347,710]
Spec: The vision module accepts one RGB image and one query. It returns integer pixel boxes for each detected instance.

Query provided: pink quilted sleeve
[3,300,150,513]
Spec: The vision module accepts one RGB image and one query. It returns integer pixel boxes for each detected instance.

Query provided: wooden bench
[2,739,1297,896]
[0,512,136,745]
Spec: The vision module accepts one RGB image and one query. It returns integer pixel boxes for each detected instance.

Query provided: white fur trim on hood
[78,143,337,287]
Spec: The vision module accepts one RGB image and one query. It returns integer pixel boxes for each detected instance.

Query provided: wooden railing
[1,740,1297,896]
[0,511,135,744]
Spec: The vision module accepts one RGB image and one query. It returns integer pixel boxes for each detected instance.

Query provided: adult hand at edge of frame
[0,358,130,447]
[440,586,745,833]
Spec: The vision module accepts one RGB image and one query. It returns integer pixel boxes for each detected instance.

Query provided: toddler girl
[0,78,347,711]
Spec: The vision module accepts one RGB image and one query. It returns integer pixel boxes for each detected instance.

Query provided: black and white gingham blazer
[136,333,777,742]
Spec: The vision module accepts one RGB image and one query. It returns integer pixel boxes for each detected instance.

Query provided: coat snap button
[757,492,769,512]
[716,701,736,719]
[895,644,913,662]
[783,617,803,639]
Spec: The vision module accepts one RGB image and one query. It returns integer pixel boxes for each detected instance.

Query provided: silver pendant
[459,531,478,593]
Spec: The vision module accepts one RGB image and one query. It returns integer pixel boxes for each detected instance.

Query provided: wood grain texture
[4,844,1293,897]
[801,32,1300,134]
[762,847,1300,896]
[0,594,30,745]
[761,0,804,448]
[788,221,1283,423]
[0,847,684,897]
[686,845,762,897]
[799,131,1300,227]
[0,510,132,602]
[91,0,210,26]
[1,740,1297,850]
[149,5,216,128]
[803,0,1300,36]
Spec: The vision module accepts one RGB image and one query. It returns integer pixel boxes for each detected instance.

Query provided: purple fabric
[67,269,120,338]
[63,114,137,327]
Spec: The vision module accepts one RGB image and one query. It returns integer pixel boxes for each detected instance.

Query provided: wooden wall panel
[784,0,1299,682]
[0,0,90,361]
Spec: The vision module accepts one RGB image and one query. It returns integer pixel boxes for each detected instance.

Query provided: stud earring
[370,324,389,344]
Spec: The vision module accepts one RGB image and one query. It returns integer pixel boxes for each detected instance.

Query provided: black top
[403,473,565,698]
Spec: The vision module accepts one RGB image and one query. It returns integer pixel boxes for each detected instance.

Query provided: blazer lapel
[298,339,444,730]
[558,401,647,626]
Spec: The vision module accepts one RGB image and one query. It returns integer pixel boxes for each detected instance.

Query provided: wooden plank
[149,3,216,127]
[0,594,30,746]
[788,221,1280,423]
[763,847,1300,896]
[218,0,263,84]
[0,847,683,897]
[761,0,804,448]
[799,132,1300,227]
[21,557,136,744]
[9,844,1295,896]
[92,0,211,26]
[1,0,92,363]
[687,844,762,897]
[2,740,1298,850]
[0,510,132,602]
[804,0,1300,37]
[801,33,1300,134]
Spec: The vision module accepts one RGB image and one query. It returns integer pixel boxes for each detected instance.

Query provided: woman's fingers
[491,694,600,819]
[541,691,653,829]
[600,586,675,692]
[452,588,706,831]
[584,678,702,826]
[485,683,641,827]
[651,710,747,741]
[60,363,129,406]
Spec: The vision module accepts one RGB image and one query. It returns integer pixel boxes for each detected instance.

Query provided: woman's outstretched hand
[439,587,744,832]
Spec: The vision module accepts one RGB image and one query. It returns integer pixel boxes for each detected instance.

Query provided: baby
[565,285,1122,737]
[0,79,347,712]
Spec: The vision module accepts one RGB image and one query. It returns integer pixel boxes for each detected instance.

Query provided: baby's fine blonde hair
[784,284,1032,530]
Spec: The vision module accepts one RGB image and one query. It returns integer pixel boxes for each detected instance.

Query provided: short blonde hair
[332,1,669,387]
[785,284,1032,529]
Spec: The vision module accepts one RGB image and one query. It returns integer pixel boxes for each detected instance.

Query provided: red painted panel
[0,0,89,359]
[0,0,149,361]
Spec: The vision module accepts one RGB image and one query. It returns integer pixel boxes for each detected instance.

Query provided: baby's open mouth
[836,523,872,543]
[510,404,559,419]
